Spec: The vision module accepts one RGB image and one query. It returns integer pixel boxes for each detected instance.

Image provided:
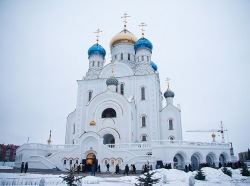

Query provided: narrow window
[121,53,123,60]
[120,83,124,95]
[128,53,130,60]
[115,55,117,60]
[142,56,144,61]
[88,91,92,101]
[64,160,67,165]
[141,87,145,100]
[69,160,72,165]
[73,123,75,134]
[92,61,94,67]
[142,116,146,127]
[76,160,78,164]
[142,135,147,142]
[72,139,74,144]
[147,56,149,61]
[169,119,173,130]
[137,57,139,62]
[98,61,100,67]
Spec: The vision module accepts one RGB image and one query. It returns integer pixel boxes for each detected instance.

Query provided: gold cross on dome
[166,77,171,89]
[94,28,102,43]
[139,22,147,37]
[121,13,130,29]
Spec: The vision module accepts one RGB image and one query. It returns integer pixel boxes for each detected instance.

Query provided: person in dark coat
[97,164,101,173]
[24,162,28,173]
[106,163,110,172]
[20,162,24,173]
[91,165,95,176]
[124,164,129,175]
[188,164,192,172]
[185,165,189,172]
[115,164,120,174]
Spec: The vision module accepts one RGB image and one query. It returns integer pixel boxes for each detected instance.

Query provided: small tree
[135,171,161,186]
[195,169,206,181]
[60,167,83,186]
[222,167,232,177]
[241,163,250,177]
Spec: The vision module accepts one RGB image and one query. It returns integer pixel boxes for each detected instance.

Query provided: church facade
[15,25,233,171]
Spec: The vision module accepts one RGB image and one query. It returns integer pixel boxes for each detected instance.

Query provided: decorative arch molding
[219,151,230,163]
[190,151,204,163]
[99,62,134,78]
[172,151,188,163]
[98,127,121,141]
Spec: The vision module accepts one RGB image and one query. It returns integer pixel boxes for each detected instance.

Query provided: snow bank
[201,167,232,182]
[82,176,101,184]
[154,168,190,183]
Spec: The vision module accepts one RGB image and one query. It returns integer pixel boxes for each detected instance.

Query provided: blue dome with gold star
[88,43,106,58]
[150,61,158,71]
[134,37,153,53]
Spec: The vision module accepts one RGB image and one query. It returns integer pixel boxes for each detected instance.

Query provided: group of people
[142,163,153,173]
[20,162,28,173]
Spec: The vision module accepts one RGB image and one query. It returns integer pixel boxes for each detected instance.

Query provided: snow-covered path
[0,167,250,185]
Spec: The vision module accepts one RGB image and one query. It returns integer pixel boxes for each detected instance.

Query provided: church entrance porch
[103,134,115,145]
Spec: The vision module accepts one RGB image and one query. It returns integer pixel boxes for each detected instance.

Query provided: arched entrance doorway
[219,153,226,165]
[191,154,200,170]
[173,153,185,170]
[103,134,115,145]
[206,153,216,167]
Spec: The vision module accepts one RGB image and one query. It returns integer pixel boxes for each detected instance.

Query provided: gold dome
[110,29,137,47]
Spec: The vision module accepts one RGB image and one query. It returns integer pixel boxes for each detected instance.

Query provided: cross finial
[139,22,147,37]
[94,28,102,43]
[121,13,130,29]
[47,130,52,145]
[166,77,171,89]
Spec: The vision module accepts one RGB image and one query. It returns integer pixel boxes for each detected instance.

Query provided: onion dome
[134,37,153,53]
[150,61,158,71]
[106,77,118,86]
[88,43,106,58]
[164,89,175,98]
[110,29,137,48]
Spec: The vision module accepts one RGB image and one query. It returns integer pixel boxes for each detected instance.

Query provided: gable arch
[99,62,134,78]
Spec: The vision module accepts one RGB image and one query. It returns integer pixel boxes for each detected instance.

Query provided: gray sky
[0,0,249,155]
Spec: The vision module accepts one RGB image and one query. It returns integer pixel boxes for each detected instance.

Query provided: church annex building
[15,21,234,172]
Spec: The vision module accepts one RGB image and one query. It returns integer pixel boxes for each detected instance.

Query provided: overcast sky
[0,0,249,154]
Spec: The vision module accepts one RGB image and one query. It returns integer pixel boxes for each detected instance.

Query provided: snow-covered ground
[0,162,14,169]
[0,167,249,185]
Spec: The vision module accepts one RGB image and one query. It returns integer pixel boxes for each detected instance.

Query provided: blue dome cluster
[150,61,158,71]
[164,89,175,98]
[134,37,153,53]
[88,43,106,58]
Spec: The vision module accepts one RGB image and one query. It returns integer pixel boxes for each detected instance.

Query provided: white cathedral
[15,22,234,172]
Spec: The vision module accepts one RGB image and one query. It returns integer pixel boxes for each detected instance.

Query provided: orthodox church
[15,18,233,171]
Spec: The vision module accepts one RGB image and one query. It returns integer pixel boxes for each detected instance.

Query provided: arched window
[141,134,147,142]
[128,53,130,60]
[114,54,117,60]
[147,56,149,61]
[141,87,145,100]
[121,53,123,60]
[169,119,173,130]
[141,116,146,127]
[120,83,124,95]
[98,61,100,67]
[88,91,92,102]
[142,56,144,61]
[102,108,116,118]
[63,159,67,165]
[92,61,95,67]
